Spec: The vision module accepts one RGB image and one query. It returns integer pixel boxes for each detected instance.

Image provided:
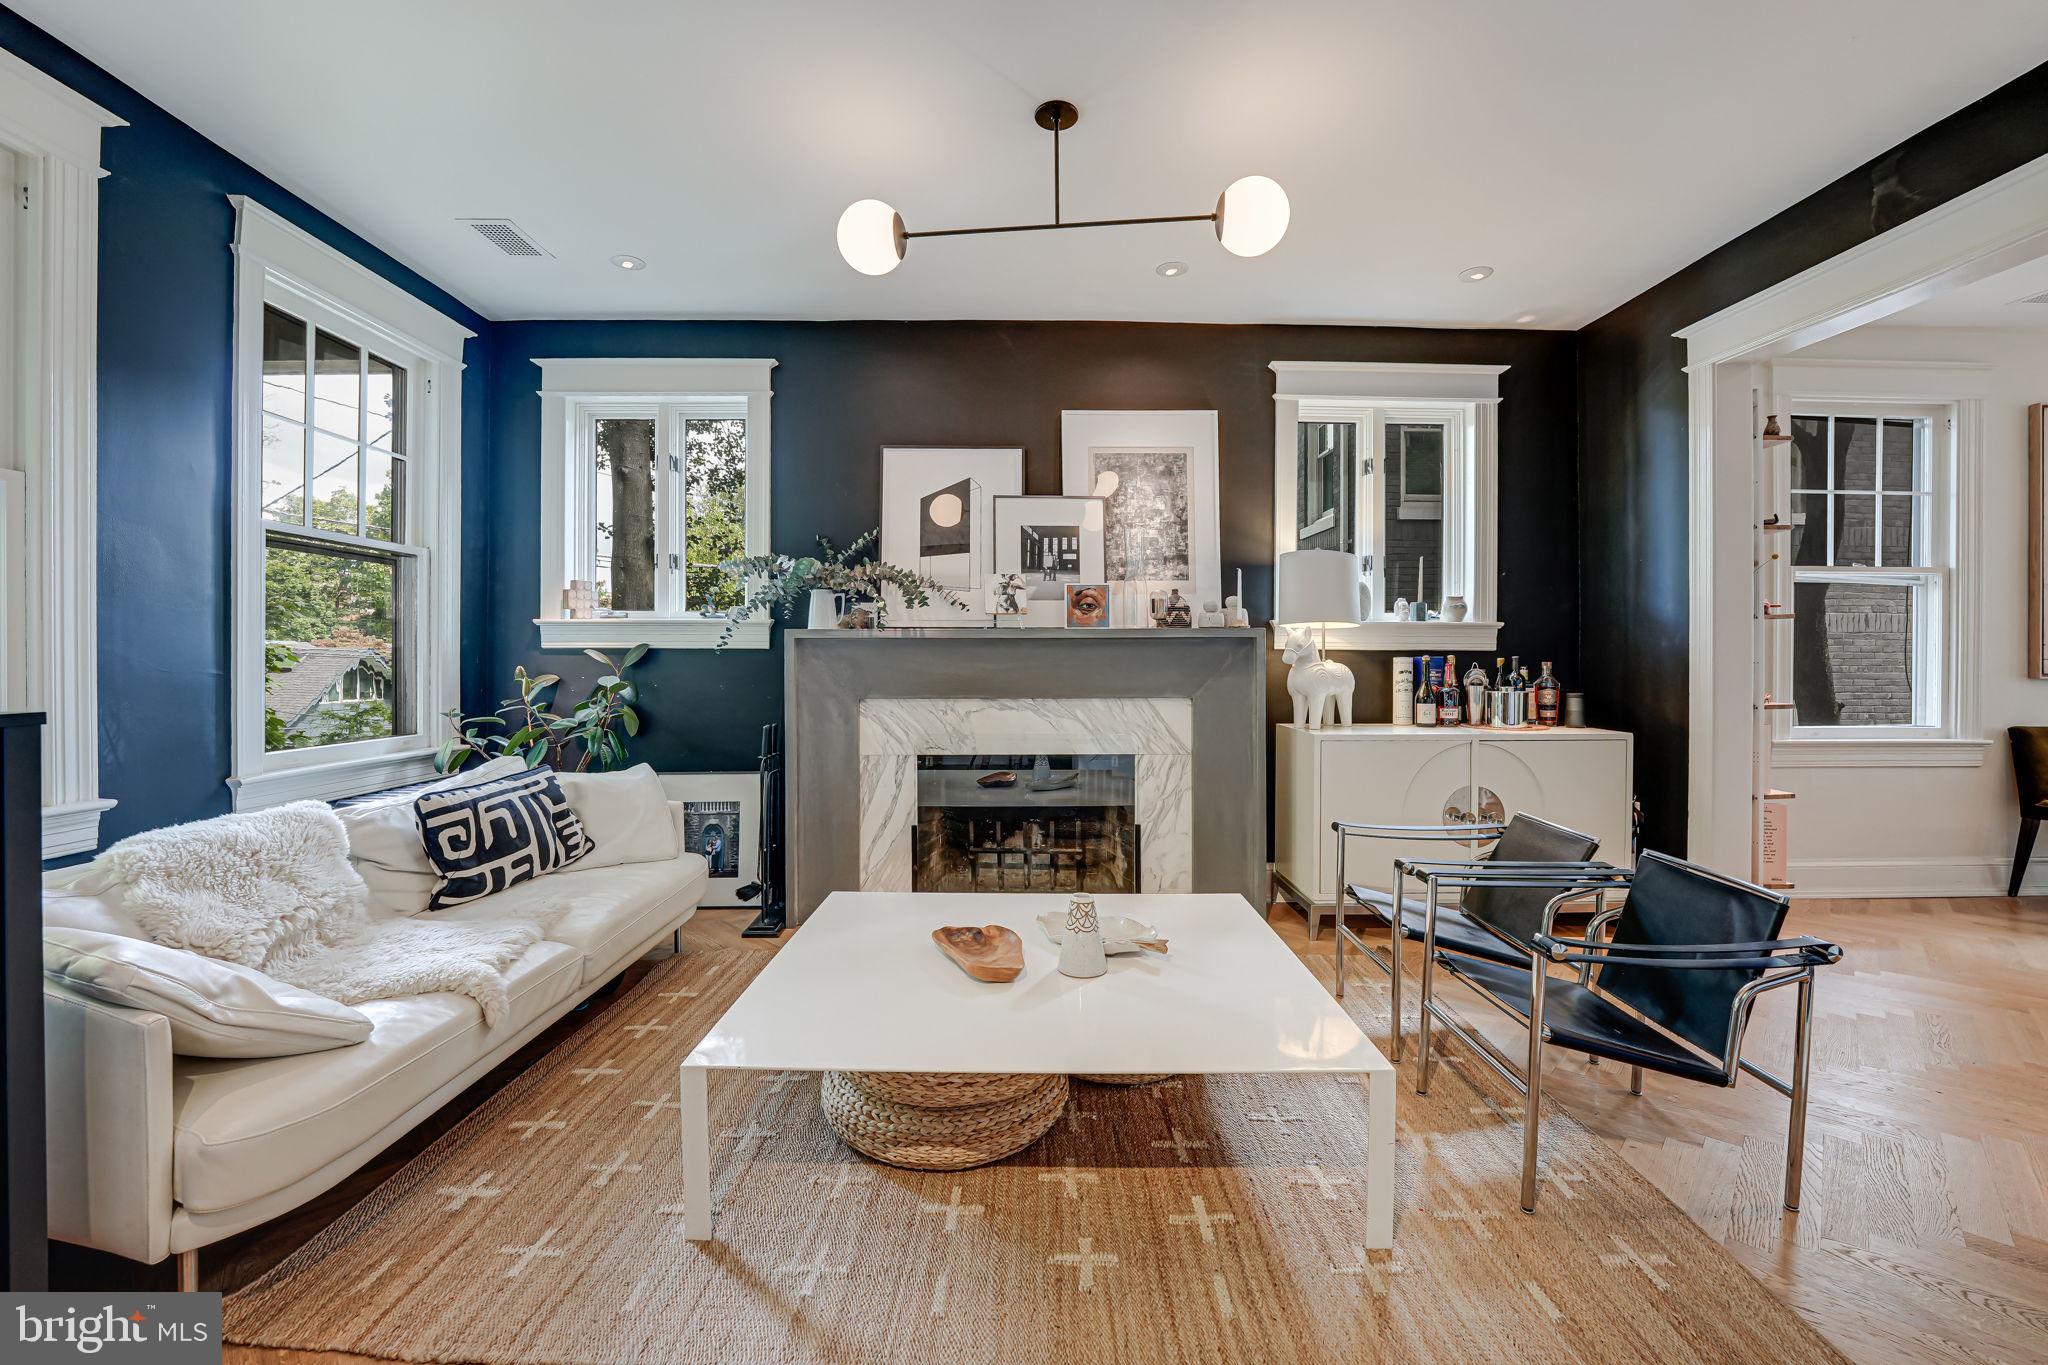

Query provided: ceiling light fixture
[1461,265,1494,282]
[612,254,646,271]
[836,100,1289,276]
[1156,260,1189,277]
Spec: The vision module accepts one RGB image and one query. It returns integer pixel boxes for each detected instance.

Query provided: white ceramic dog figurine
[1281,626,1355,729]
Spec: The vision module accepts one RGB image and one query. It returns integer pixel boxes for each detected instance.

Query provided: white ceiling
[20,0,2048,327]
[1877,252,2048,328]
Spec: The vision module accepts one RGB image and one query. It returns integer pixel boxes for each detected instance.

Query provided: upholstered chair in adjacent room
[2009,727,2048,898]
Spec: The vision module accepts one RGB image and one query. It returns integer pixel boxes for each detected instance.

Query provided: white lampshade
[1214,175,1290,257]
[1275,549,1363,628]
[836,199,906,275]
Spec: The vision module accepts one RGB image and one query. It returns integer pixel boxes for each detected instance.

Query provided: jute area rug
[226,949,1846,1364]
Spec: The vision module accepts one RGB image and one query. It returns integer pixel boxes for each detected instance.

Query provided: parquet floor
[187,899,2047,1364]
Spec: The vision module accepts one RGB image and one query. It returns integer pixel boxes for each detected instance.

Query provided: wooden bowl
[932,925,1025,982]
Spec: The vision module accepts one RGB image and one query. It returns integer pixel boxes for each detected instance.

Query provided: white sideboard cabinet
[1273,723,1634,939]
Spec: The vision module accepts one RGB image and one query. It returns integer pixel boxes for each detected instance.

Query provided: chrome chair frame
[1330,819,1503,1061]
[1413,859,1841,1215]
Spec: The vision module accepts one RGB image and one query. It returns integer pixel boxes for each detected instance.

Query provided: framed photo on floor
[658,772,760,906]
[992,494,1106,627]
[879,446,1024,626]
[1059,410,1221,618]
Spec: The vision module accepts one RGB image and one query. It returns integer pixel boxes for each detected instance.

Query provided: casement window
[537,359,774,649]
[1273,362,1504,649]
[1778,402,1954,739]
[230,198,471,808]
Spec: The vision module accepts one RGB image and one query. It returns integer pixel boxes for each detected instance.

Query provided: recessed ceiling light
[1156,260,1189,278]
[1515,313,1538,324]
[1461,265,1494,282]
[612,254,646,271]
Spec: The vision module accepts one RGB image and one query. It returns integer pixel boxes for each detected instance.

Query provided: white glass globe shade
[1091,470,1121,498]
[837,199,906,275]
[927,492,964,527]
[1214,175,1290,257]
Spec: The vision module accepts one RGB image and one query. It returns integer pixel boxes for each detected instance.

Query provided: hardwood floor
[118,900,2048,1364]
[1276,893,2048,1364]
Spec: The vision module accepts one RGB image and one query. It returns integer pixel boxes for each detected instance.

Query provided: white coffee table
[678,892,1395,1246]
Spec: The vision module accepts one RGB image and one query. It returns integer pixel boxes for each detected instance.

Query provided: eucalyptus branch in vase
[716,529,969,648]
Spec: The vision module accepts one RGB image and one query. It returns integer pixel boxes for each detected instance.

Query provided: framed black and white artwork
[992,494,1106,627]
[880,446,1024,625]
[1060,410,1221,622]
[657,772,760,906]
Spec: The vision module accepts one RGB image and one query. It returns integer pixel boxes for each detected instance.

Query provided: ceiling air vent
[2011,289,2048,306]
[460,218,552,258]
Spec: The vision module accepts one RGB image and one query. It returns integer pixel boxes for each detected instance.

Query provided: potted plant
[437,646,647,773]
[718,530,967,647]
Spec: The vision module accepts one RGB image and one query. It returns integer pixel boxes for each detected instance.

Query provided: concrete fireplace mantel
[783,628,1266,922]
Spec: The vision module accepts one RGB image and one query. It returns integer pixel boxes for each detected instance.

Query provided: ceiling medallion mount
[836,98,1289,276]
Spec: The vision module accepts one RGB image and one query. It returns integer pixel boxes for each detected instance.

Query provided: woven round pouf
[822,1070,1067,1171]
[1073,1073,1179,1086]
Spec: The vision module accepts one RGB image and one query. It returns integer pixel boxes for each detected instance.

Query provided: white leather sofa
[42,800,708,1288]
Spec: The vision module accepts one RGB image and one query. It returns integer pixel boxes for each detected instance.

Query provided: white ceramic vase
[806,588,839,630]
[1058,895,1106,979]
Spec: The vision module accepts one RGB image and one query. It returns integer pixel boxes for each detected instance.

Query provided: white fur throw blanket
[91,802,559,1028]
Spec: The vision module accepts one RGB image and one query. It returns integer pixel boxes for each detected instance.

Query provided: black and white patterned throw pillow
[416,765,594,910]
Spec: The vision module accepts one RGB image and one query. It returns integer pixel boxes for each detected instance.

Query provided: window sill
[1771,737,1992,769]
[229,748,440,810]
[534,616,771,650]
[43,798,117,859]
[1267,620,1502,651]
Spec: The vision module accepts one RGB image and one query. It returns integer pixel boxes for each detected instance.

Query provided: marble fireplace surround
[783,628,1265,922]
[858,698,1192,895]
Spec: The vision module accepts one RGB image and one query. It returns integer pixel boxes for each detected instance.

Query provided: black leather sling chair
[1331,811,1623,1062]
[1420,850,1843,1214]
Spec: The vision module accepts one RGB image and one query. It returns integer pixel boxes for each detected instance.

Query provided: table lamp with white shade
[1275,549,1361,728]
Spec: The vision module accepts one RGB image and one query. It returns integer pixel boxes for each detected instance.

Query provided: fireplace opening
[912,754,1139,893]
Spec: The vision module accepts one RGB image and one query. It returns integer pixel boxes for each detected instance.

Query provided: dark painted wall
[1578,61,2048,856]
[0,7,493,847]
[486,321,1579,778]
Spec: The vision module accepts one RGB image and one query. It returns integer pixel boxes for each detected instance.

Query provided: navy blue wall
[0,6,493,847]
[487,320,1580,776]
[1578,60,2048,855]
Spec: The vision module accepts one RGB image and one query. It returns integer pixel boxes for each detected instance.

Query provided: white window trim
[536,358,774,649]
[227,197,473,809]
[0,48,125,856]
[1764,360,1990,770]
[1271,361,1505,650]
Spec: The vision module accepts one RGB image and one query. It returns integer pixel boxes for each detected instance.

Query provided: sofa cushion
[339,756,527,916]
[43,888,148,939]
[418,766,594,910]
[169,938,583,1214]
[436,811,706,982]
[44,928,372,1058]
[555,765,683,869]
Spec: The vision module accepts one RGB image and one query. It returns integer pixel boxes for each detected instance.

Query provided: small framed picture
[987,572,1029,617]
[1065,582,1111,628]
[657,772,760,906]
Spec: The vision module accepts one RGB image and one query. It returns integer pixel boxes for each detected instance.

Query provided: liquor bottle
[1493,656,1507,689]
[1391,656,1415,726]
[1508,656,1523,694]
[1416,657,1440,727]
[1534,661,1562,727]
[1439,654,1463,726]
[1464,658,1490,727]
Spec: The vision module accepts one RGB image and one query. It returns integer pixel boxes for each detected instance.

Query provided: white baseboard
[1785,854,2047,898]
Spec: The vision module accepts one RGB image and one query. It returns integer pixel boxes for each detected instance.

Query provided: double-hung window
[1779,402,1954,738]
[1274,362,1504,648]
[538,359,773,648]
[229,198,471,808]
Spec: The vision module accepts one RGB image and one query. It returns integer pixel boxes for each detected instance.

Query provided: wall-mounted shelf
[1762,434,1794,446]
[1763,606,1795,620]
[1764,787,1797,801]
